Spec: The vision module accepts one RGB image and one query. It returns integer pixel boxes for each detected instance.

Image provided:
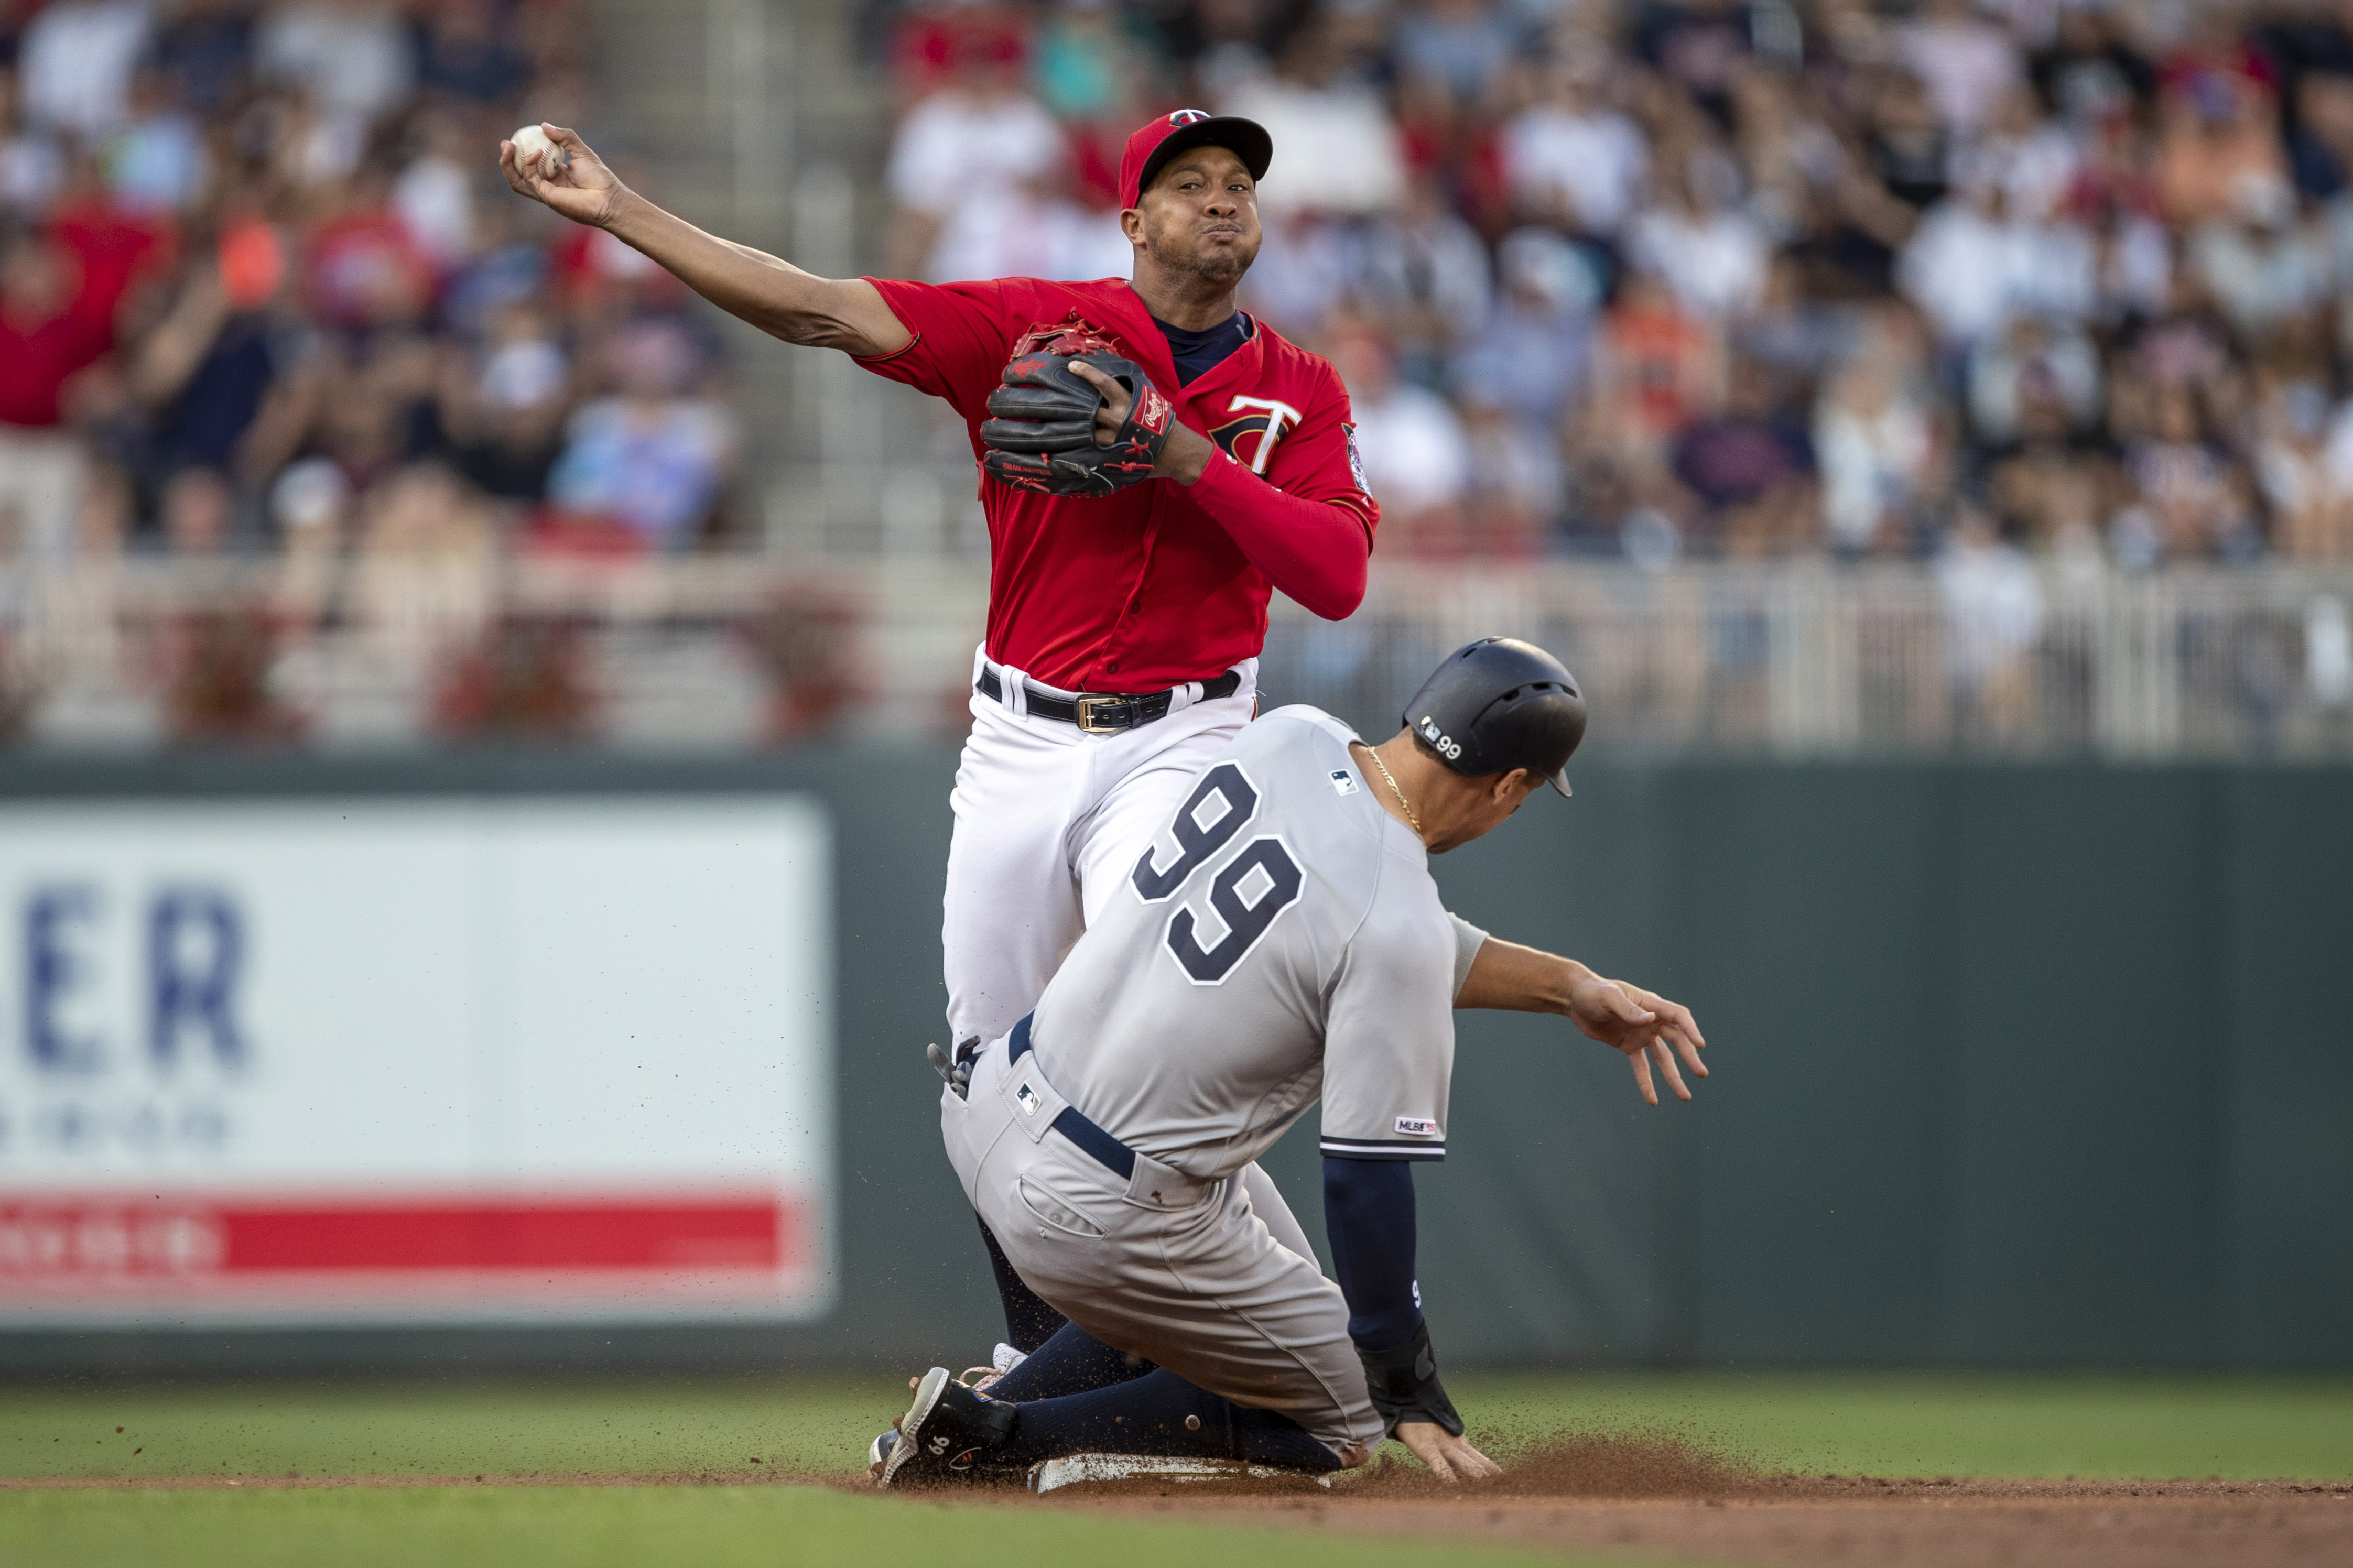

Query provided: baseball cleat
[956,1341,1029,1394]
[866,1430,895,1481]
[876,1366,1016,1488]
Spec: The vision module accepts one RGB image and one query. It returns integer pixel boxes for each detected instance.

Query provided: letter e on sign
[25,886,104,1074]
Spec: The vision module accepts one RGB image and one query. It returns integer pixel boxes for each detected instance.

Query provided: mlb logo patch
[1395,1116,1439,1137]
[1329,769,1359,797]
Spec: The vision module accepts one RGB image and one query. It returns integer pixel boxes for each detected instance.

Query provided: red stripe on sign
[0,1196,793,1280]
[222,1201,784,1272]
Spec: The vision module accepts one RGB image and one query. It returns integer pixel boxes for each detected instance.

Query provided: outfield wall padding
[0,751,2343,1375]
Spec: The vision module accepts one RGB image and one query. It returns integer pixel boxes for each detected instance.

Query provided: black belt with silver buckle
[974,667,1242,734]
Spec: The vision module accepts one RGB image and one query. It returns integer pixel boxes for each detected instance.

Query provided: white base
[1026,1453,1339,1494]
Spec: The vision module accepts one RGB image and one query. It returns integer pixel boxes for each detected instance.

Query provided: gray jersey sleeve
[1449,913,1487,999]
[1318,860,1460,1163]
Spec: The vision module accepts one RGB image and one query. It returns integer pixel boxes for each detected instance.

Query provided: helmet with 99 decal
[1401,637,1587,797]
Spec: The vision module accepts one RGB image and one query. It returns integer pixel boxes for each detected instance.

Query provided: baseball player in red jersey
[500,107,1372,1359]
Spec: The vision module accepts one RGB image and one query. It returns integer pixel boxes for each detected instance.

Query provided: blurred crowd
[19,0,2353,598]
[877,0,2353,572]
[0,0,743,594]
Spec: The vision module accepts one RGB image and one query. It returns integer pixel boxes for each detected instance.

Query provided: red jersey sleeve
[853,277,1017,420]
[1184,360,1378,621]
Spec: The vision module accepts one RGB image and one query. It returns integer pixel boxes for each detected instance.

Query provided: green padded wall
[0,752,2343,1374]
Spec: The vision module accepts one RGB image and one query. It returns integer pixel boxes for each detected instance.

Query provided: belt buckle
[1072,694,1127,734]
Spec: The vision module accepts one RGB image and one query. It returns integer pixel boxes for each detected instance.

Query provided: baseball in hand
[511,124,567,178]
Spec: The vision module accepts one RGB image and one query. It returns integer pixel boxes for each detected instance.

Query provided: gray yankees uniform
[940,705,1487,1455]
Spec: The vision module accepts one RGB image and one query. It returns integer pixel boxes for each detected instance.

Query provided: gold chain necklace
[1363,747,1422,836]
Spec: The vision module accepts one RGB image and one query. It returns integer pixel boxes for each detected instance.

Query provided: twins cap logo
[1168,108,1212,126]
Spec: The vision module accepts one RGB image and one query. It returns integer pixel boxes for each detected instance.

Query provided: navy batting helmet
[1402,637,1587,797]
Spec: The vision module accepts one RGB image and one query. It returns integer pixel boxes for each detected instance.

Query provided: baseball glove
[980,322,1176,498]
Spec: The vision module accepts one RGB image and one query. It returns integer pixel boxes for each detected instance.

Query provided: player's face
[1127,146,1263,287]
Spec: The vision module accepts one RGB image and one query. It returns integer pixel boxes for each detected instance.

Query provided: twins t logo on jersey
[1209,396,1303,476]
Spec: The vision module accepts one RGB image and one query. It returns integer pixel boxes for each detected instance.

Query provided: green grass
[3,1370,2345,1485]
[0,1486,1623,1568]
[1457,1371,2353,1481]
[0,1375,886,1483]
[3,1371,2346,1568]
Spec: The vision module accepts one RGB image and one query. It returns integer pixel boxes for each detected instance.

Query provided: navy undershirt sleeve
[1322,1156,1423,1353]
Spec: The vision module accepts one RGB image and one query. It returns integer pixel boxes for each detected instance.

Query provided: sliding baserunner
[876,639,1709,1484]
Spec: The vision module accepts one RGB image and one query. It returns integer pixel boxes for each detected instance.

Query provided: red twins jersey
[856,276,1378,692]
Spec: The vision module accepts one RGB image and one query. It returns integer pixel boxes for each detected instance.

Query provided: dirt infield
[1109,1479,2353,1568]
[1028,1434,2353,1567]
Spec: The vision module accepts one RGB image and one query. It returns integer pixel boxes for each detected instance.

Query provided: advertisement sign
[0,797,833,1326]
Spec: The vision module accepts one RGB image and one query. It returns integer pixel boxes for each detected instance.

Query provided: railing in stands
[3,557,2348,759]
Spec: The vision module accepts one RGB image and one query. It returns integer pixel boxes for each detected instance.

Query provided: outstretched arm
[1456,937,1709,1105]
[497,124,909,357]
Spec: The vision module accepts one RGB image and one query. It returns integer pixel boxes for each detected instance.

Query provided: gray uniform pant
[942,1032,1385,1458]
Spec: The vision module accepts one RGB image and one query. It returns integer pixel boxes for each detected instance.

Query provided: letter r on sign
[149,889,246,1068]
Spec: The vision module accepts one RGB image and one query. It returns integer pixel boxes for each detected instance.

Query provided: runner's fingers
[1673,1025,1709,1077]
[1458,1441,1504,1479]
[1604,985,1655,1027]
[1429,1431,1501,1480]
[1401,1422,1471,1481]
[1651,1037,1693,1101]
[1631,1049,1658,1106]
[1627,986,1706,1057]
